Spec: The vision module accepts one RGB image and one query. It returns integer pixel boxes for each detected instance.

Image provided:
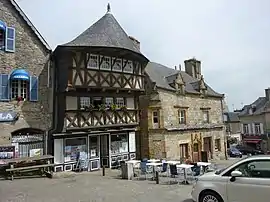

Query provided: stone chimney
[129,36,140,51]
[184,58,201,79]
[265,88,270,101]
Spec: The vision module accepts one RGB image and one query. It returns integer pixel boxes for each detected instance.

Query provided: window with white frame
[112,58,122,72]
[105,97,114,108]
[87,54,98,69]
[255,123,261,134]
[100,56,111,70]
[178,109,186,124]
[11,80,28,100]
[79,97,90,109]
[202,110,209,123]
[243,124,249,134]
[123,60,133,73]
[116,97,124,107]
[0,20,15,52]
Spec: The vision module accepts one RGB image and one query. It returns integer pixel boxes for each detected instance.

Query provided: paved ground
[0,158,239,202]
[0,172,193,202]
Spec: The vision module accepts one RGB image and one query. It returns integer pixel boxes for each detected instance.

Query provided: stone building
[224,112,241,144]
[238,88,270,152]
[0,0,51,158]
[49,5,148,172]
[139,59,226,161]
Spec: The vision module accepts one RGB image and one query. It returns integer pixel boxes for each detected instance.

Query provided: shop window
[100,56,111,70]
[112,58,122,72]
[116,97,124,107]
[80,97,90,109]
[110,134,128,155]
[89,136,99,159]
[0,74,38,102]
[215,139,221,151]
[0,20,15,52]
[178,109,186,124]
[87,54,98,69]
[64,138,87,162]
[105,97,114,108]
[93,97,102,108]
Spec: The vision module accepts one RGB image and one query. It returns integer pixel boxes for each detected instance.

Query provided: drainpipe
[220,95,228,160]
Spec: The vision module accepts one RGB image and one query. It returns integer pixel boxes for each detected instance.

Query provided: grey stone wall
[0,0,51,145]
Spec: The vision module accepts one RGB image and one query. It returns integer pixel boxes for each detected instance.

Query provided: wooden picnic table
[2,155,54,180]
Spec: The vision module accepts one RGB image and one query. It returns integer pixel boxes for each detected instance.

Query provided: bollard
[102,165,105,176]
[155,171,159,184]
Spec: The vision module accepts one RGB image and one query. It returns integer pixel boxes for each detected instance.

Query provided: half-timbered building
[49,5,148,172]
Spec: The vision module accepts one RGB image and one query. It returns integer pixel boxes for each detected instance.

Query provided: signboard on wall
[129,132,136,153]
[0,111,17,122]
[0,146,15,159]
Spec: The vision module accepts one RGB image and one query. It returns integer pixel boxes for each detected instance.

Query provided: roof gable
[8,0,51,51]
[61,7,140,54]
[145,62,223,97]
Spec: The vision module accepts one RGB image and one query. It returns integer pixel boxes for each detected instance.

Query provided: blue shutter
[0,74,10,101]
[30,76,38,101]
[5,27,15,52]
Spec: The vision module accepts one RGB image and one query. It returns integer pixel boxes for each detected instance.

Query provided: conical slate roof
[62,5,140,53]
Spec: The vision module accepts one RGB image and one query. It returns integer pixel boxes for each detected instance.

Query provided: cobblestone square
[0,172,193,202]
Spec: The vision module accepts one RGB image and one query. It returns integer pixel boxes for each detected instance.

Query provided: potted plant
[98,104,106,112]
[120,105,127,111]
[88,104,95,111]
[110,104,118,111]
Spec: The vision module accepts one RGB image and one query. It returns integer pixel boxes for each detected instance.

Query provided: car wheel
[199,191,223,202]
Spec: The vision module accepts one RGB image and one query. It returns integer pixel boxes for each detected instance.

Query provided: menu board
[0,146,15,159]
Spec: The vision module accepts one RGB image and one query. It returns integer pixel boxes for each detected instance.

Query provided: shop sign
[0,111,17,122]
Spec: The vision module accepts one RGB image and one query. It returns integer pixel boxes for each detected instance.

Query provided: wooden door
[179,144,189,159]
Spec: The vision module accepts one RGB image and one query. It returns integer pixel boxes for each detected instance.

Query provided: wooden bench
[6,164,54,180]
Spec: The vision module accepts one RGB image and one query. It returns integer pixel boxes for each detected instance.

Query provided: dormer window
[0,20,15,52]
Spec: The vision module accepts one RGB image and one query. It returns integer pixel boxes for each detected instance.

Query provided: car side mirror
[230,170,242,182]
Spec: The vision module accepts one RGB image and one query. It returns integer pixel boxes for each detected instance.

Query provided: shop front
[53,131,136,172]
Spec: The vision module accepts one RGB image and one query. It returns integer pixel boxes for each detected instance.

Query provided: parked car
[235,145,264,155]
[191,155,270,202]
[227,147,242,158]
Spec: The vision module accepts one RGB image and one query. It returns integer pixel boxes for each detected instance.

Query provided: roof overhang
[54,45,149,64]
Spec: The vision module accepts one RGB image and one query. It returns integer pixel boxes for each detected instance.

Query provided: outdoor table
[197,162,211,173]
[148,159,160,163]
[146,162,163,179]
[166,160,180,165]
[176,164,194,184]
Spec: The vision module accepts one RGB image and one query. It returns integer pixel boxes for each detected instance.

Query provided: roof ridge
[9,0,51,51]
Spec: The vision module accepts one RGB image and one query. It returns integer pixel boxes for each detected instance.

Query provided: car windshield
[230,148,239,152]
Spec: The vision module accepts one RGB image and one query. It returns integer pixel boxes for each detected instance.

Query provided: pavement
[0,158,240,202]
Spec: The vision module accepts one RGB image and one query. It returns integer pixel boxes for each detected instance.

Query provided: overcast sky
[17,0,270,110]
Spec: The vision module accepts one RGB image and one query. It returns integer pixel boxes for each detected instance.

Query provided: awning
[10,69,30,81]
[244,139,261,144]
[0,20,6,31]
